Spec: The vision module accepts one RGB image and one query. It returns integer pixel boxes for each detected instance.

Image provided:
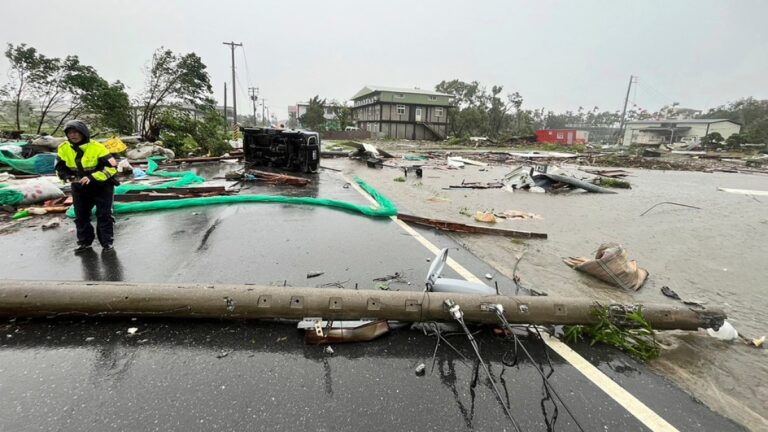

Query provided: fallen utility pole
[397,213,548,239]
[0,280,724,330]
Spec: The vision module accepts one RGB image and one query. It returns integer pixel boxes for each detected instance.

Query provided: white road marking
[346,174,679,431]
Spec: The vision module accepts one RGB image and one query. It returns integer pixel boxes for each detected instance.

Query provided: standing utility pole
[261,99,267,126]
[249,87,259,126]
[222,41,243,127]
[618,75,637,144]
[223,82,228,126]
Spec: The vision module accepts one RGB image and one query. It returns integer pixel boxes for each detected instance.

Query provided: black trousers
[71,181,115,246]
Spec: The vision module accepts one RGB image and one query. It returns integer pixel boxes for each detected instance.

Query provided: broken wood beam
[397,213,547,239]
[0,280,724,330]
[447,182,503,189]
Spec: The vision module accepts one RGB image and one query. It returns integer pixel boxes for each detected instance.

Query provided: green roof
[352,85,451,100]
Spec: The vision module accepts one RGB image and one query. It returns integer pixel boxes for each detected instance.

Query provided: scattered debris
[300,320,390,345]
[504,164,615,194]
[41,217,61,230]
[660,286,681,300]
[126,142,175,160]
[216,350,232,359]
[593,177,631,189]
[473,211,496,224]
[306,271,324,279]
[425,248,496,295]
[447,156,488,167]
[581,168,631,178]
[372,272,405,282]
[127,327,138,335]
[426,195,450,203]
[564,243,648,290]
[750,336,765,348]
[393,176,406,182]
[446,158,464,168]
[344,141,394,159]
[397,213,547,239]
[717,187,768,197]
[324,346,335,354]
[414,363,426,376]
[707,320,739,341]
[484,273,493,280]
[509,151,577,159]
[226,169,310,186]
[448,180,503,189]
[495,210,542,220]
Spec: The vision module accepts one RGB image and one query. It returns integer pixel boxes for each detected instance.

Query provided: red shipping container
[536,129,588,145]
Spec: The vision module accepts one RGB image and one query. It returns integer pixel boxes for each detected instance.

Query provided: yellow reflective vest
[57,140,117,182]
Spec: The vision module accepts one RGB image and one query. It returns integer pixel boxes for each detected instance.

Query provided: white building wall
[707,122,741,140]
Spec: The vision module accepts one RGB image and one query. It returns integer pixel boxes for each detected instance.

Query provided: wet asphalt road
[0,166,745,431]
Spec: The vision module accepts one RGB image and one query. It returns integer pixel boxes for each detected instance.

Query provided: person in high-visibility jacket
[55,120,119,253]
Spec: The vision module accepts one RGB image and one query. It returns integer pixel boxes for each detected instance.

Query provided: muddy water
[327,158,768,430]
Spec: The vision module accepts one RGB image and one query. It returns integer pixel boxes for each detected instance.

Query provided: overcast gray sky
[2,0,767,120]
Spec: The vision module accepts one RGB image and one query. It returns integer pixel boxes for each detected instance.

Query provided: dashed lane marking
[345,173,679,432]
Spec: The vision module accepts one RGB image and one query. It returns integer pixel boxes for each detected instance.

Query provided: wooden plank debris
[397,213,547,239]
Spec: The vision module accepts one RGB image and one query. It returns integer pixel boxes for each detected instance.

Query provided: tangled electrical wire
[490,304,586,432]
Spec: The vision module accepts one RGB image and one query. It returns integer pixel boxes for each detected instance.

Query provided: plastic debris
[324,346,334,355]
[564,243,649,291]
[415,363,426,376]
[661,286,681,300]
[707,321,738,341]
[751,336,765,348]
[127,327,138,335]
[474,211,496,224]
[307,271,324,279]
[41,218,61,230]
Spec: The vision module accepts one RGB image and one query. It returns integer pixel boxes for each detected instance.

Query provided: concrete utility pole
[261,99,267,126]
[249,87,259,126]
[0,280,725,330]
[618,75,637,144]
[222,41,243,126]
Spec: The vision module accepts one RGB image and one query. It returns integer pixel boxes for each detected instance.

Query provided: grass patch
[564,305,660,362]
[594,177,632,189]
[393,176,406,182]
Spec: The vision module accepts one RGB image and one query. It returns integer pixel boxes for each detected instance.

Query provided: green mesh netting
[114,159,205,194]
[67,177,397,218]
[0,184,25,206]
[0,152,57,175]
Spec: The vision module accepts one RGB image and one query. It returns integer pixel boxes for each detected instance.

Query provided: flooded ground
[328,157,768,430]
[1,164,746,431]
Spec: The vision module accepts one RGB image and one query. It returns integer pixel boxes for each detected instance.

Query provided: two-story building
[351,86,451,140]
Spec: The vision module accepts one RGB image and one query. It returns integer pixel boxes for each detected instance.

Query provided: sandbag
[31,136,65,150]
[126,143,175,160]
[564,243,649,290]
[7,179,65,205]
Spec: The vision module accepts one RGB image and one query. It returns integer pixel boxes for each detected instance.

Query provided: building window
[556,132,564,139]
[394,93,405,99]
[428,96,437,101]
[435,107,443,117]
[397,105,405,115]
